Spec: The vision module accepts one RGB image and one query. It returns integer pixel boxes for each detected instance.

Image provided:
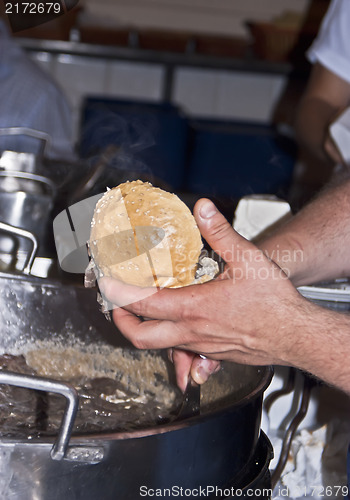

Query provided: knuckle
[180,298,196,323]
[131,335,149,350]
[211,220,232,241]
[130,299,147,317]
[180,298,207,327]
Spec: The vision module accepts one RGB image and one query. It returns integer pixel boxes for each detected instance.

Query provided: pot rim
[72,364,273,441]
[0,366,273,446]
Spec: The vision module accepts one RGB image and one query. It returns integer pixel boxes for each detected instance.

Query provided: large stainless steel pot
[0,258,273,499]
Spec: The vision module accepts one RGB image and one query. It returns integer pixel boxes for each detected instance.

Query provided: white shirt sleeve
[307,0,350,84]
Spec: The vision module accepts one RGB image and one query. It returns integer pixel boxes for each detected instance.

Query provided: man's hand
[167,348,221,392]
[100,199,309,391]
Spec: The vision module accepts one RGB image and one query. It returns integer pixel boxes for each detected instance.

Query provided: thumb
[194,198,255,266]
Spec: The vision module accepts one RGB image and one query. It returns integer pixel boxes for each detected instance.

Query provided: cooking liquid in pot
[0,343,181,438]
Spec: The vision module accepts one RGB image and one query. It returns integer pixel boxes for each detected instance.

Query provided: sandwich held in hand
[85,181,218,302]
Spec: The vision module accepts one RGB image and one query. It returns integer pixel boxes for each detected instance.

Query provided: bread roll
[89,180,203,288]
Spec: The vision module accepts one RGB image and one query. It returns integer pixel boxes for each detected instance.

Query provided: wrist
[258,234,306,286]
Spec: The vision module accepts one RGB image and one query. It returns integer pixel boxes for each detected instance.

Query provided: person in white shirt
[295,0,350,169]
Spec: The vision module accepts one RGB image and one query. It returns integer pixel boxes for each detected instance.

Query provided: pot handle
[0,221,38,274]
[0,170,57,198]
[0,127,51,156]
[0,371,79,461]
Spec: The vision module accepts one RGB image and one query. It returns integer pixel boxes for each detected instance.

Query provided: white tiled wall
[173,68,287,122]
[104,61,164,101]
[30,52,165,141]
[30,50,288,138]
[53,54,107,135]
[53,54,107,106]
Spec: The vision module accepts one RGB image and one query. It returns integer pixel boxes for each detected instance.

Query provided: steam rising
[80,107,159,191]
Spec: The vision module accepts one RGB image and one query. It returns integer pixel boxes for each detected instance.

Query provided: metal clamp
[0,170,57,197]
[0,371,78,461]
[0,127,51,157]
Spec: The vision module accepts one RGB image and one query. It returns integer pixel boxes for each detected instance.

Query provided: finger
[172,350,221,392]
[191,356,221,385]
[172,349,196,392]
[105,275,217,321]
[99,276,158,308]
[100,276,181,319]
[194,198,257,266]
[111,306,188,350]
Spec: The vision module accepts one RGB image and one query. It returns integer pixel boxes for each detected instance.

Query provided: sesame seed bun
[89,180,203,288]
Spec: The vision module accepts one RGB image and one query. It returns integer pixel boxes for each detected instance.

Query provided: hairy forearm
[260,175,350,286]
[287,298,350,394]
[103,196,350,395]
